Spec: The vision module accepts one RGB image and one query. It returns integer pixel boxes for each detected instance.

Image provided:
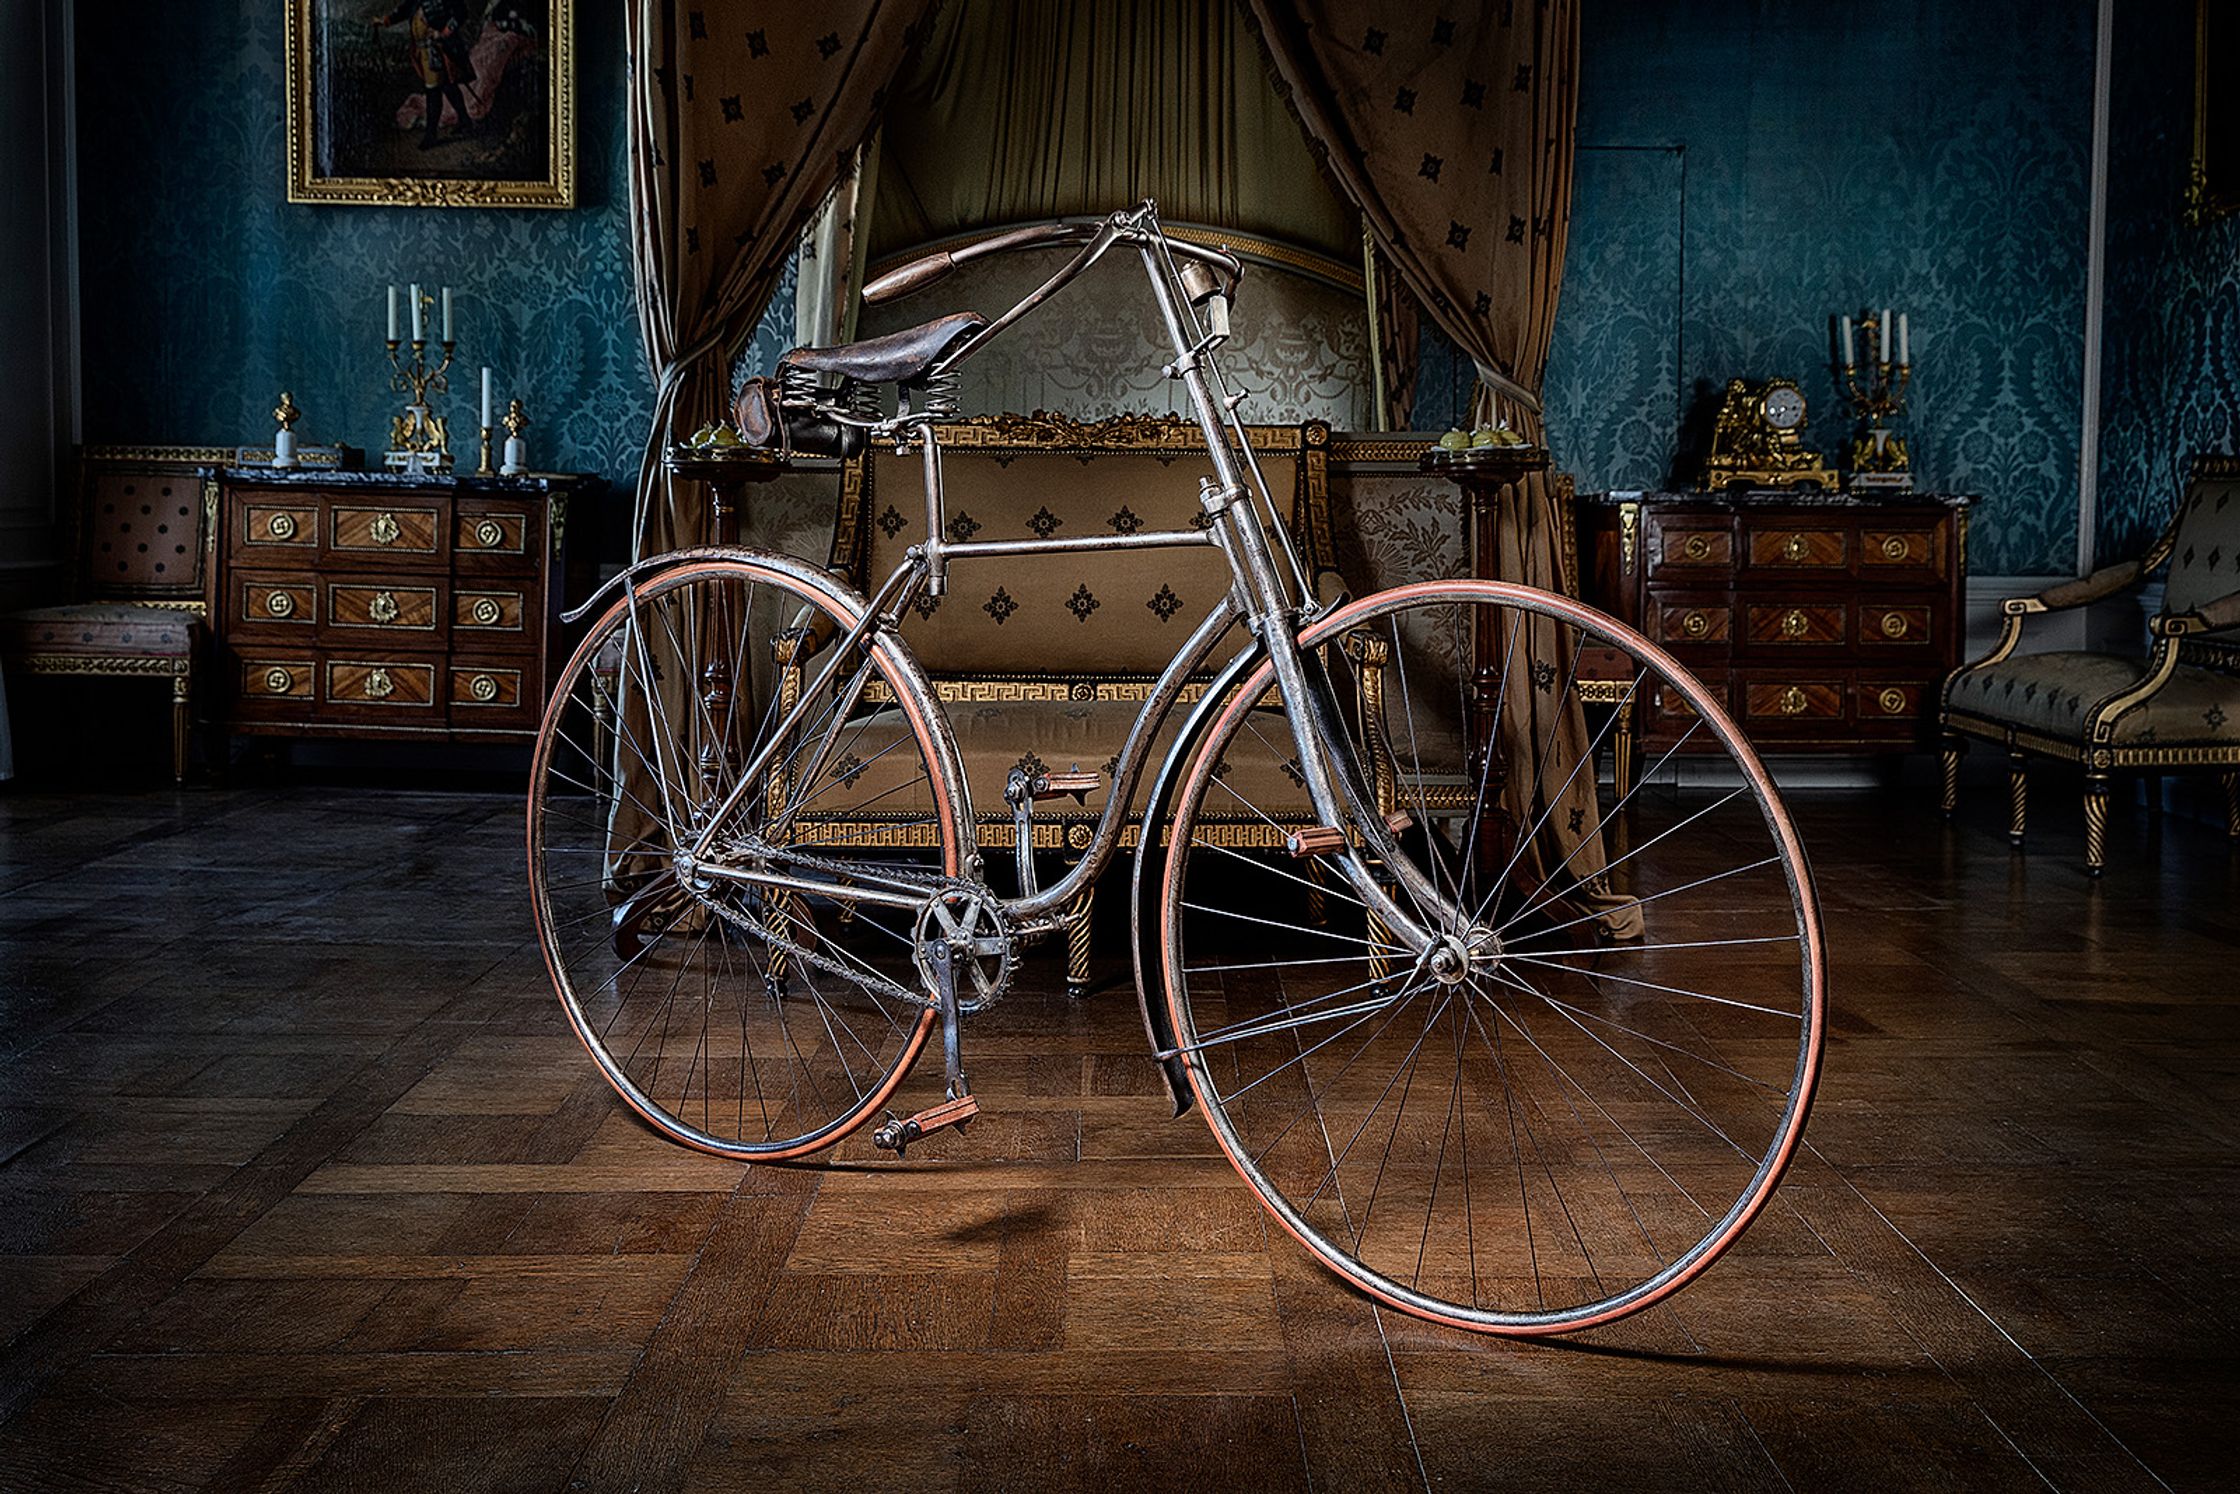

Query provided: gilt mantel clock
[1701,378,1836,492]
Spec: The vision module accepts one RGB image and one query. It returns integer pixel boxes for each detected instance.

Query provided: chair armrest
[2006,559,2144,615]
[2152,586,2240,637]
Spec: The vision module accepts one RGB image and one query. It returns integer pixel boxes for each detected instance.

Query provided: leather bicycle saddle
[777,310,985,385]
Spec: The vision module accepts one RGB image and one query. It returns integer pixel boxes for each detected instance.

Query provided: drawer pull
[471,596,502,626]
[1880,611,1910,639]
[368,590,401,625]
[1780,685,1808,716]
[469,673,499,702]
[263,666,293,694]
[266,511,296,541]
[1781,608,1808,638]
[265,590,295,619]
[1879,687,1907,714]
[1782,533,1808,562]
[475,518,505,547]
[1881,535,1909,561]
[1683,533,1712,561]
[1682,610,1710,639]
[370,512,402,545]
[365,667,395,699]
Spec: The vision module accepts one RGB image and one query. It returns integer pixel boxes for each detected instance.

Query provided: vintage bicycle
[527,202,1826,1337]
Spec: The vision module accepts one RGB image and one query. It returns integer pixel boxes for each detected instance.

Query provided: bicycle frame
[665,202,1454,974]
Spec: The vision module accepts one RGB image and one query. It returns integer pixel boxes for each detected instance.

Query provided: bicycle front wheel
[529,555,964,1159]
[1158,580,1825,1335]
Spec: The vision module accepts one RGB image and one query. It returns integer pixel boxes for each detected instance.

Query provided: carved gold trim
[1944,713,2240,769]
[284,0,576,209]
[922,411,1309,455]
[1325,434,1441,464]
[12,653,189,678]
[1574,679,1633,705]
[1618,501,1640,575]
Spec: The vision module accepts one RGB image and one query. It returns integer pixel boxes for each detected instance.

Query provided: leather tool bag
[731,378,863,460]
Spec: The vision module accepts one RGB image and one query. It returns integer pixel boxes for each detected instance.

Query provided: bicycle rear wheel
[528,555,963,1159]
[1158,580,1825,1334]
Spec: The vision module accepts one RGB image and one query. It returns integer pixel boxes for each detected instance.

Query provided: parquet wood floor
[0,783,2233,1490]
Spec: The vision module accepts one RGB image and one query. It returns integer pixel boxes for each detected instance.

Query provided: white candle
[1839,315,1854,367]
[441,287,453,343]
[386,285,398,342]
[1881,307,1893,365]
[410,283,424,342]
[481,368,492,429]
[1897,312,1910,366]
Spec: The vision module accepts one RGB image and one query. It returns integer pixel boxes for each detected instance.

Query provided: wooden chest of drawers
[1577,491,1972,754]
[213,469,601,744]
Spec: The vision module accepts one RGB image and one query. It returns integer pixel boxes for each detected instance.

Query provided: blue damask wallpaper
[76,2,648,488]
[77,1,2123,580]
[1506,0,2097,577]
[2095,0,2240,565]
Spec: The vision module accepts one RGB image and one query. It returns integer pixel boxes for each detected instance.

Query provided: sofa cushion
[1948,650,2240,747]
[2,603,196,660]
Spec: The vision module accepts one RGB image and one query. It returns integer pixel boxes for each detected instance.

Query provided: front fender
[1127,634,1269,1118]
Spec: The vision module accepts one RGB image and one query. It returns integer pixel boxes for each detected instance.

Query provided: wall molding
[2077,0,2115,577]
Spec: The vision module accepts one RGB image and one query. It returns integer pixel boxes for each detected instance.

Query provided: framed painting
[2191,0,2238,224]
[285,0,575,208]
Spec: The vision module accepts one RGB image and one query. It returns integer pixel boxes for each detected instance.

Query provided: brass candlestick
[1836,311,1912,491]
[477,425,494,474]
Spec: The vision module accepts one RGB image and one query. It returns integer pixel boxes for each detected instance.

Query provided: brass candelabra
[1834,309,1912,491]
[386,289,455,473]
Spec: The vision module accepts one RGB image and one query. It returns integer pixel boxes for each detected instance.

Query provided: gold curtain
[1246,0,1636,937]
[616,2,931,869]
[866,0,1355,265]
[627,0,932,558]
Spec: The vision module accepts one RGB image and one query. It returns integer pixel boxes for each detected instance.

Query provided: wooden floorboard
[0,783,2233,1489]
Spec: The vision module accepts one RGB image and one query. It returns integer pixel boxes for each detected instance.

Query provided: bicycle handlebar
[862,217,1242,306]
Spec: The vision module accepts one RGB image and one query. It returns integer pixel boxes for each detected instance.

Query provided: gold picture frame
[285,0,575,209]
[2189,0,2237,225]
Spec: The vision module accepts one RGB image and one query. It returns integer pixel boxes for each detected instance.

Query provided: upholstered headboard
[832,414,1335,681]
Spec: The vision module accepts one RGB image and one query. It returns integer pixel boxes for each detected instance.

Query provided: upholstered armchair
[1941,455,2240,873]
[0,450,218,781]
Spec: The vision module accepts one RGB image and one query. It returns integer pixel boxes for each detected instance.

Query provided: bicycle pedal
[869,1094,980,1157]
[1286,825,1347,857]
[1037,769,1101,803]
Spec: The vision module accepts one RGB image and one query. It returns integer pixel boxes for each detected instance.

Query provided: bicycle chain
[689,840,952,1010]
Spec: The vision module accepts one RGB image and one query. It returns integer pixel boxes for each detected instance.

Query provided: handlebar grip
[862,251,956,305]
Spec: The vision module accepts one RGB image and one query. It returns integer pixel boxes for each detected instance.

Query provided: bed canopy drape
[621,0,1629,935]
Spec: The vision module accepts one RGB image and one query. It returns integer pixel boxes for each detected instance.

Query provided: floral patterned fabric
[2,604,195,660]
[1947,651,2238,748]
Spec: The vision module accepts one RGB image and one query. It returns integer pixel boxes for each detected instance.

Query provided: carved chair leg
[1301,857,1330,928]
[2007,751,2028,847]
[1613,707,1636,803]
[1940,734,1963,818]
[2084,772,2110,877]
[2222,771,2240,840]
[1062,881,1094,999]
[171,671,192,784]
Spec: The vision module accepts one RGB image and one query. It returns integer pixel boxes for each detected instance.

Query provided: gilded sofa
[1941,454,2240,873]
